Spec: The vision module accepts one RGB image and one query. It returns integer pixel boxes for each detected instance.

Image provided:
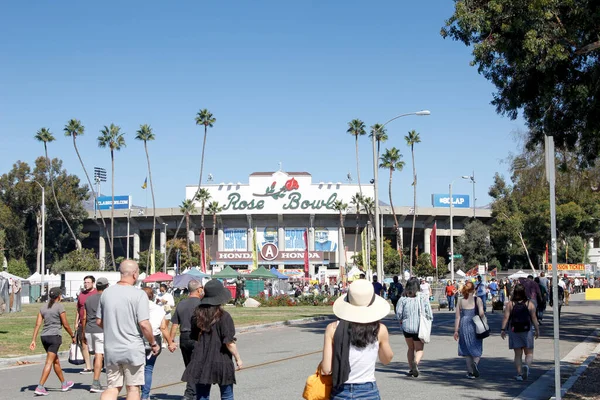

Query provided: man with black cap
[170,279,203,400]
[83,277,109,393]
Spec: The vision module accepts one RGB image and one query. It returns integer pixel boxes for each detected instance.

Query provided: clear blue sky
[0,1,524,209]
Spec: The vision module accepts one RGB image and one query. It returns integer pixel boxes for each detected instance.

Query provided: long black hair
[348,321,380,348]
[194,304,223,334]
[403,277,420,298]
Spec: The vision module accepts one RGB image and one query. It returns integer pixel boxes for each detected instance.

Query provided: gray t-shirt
[172,297,202,333]
[97,284,149,367]
[40,302,65,337]
[84,293,102,334]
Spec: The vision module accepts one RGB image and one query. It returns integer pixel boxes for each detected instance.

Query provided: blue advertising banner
[96,195,131,210]
[431,194,470,208]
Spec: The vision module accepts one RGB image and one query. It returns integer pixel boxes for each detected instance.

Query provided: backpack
[389,283,402,301]
[510,301,531,333]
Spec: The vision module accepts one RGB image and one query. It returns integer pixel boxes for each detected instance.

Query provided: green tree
[379,147,405,263]
[165,238,201,270]
[34,128,81,250]
[352,239,402,276]
[347,119,366,199]
[137,249,165,273]
[442,1,600,164]
[180,199,196,265]
[350,193,363,257]
[8,258,29,278]
[454,220,495,272]
[97,123,126,270]
[0,229,6,268]
[135,124,157,268]
[405,130,421,273]
[51,248,100,274]
[369,123,388,167]
[413,253,448,279]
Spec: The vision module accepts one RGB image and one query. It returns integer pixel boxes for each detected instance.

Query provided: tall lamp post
[449,181,454,283]
[372,110,430,281]
[162,222,168,273]
[27,179,45,288]
[462,171,476,219]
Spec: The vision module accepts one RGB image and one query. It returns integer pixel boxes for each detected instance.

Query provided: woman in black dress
[182,279,243,400]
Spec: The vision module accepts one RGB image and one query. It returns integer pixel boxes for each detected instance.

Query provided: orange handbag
[302,367,333,400]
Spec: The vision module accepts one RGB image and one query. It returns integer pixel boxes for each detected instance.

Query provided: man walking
[170,280,203,400]
[76,275,96,374]
[82,277,109,393]
[475,275,487,312]
[97,260,158,400]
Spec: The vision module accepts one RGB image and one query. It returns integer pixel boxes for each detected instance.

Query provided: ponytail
[48,297,56,309]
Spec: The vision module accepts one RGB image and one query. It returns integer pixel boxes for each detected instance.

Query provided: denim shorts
[331,381,380,400]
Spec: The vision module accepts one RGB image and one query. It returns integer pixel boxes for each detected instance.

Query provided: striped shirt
[395,293,433,334]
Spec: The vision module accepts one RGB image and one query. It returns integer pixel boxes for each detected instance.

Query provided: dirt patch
[564,354,600,400]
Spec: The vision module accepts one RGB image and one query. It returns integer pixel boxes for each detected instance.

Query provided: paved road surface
[2,293,598,400]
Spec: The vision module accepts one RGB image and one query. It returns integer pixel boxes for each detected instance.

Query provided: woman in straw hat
[320,279,393,399]
[182,279,243,399]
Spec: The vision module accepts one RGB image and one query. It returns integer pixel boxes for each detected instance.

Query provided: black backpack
[510,300,531,333]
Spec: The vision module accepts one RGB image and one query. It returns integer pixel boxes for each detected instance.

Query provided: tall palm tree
[97,123,126,270]
[379,147,406,264]
[64,119,111,263]
[347,119,366,199]
[333,199,348,282]
[180,199,196,265]
[405,130,421,270]
[195,188,211,269]
[369,123,388,164]
[350,193,363,259]
[169,109,216,262]
[206,201,223,256]
[34,128,81,250]
[362,196,375,220]
[135,124,156,268]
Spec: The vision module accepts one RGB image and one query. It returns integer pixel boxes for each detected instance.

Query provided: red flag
[200,229,207,273]
[545,242,549,264]
[303,229,309,279]
[430,223,437,269]
[490,267,497,277]
[466,266,478,276]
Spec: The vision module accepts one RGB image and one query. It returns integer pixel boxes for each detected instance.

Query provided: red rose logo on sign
[284,178,299,191]
[254,177,301,199]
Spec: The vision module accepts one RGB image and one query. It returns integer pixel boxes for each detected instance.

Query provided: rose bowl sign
[186,171,373,215]
[217,245,324,264]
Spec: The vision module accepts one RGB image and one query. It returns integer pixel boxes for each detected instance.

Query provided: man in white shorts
[97,260,158,400]
[83,277,109,393]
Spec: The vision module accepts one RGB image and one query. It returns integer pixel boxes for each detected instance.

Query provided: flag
[545,242,549,265]
[430,222,437,269]
[200,229,207,273]
[303,229,309,278]
[466,266,478,276]
[141,178,147,189]
[252,227,258,270]
[490,267,497,277]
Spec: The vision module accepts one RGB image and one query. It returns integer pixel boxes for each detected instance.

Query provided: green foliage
[413,253,448,278]
[252,293,340,307]
[51,248,100,274]
[443,0,600,164]
[137,249,165,273]
[352,238,402,276]
[0,229,6,267]
[454,220,494,270]
[8,258,30,278]
[166,238,201,270]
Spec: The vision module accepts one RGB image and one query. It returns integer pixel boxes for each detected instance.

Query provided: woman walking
[500,283,540,381]
[395,277,433,377]
[30,287,76,396]
[182,279,243,399]
[320,279,393,399]
[453,281,484,379]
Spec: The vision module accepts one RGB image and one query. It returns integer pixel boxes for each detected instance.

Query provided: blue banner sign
[432,194,470,208]
[96,195,131,210]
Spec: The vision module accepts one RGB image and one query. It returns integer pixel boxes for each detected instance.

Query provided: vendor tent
[173,273,206,289]
[184,268,210,279]
[143,272,173,283]
[269,268,289,280]
[0,271,26,281]
[508,270,529,279]
[347,266,362,278]
[455,269,467,278]
[212,266,240,279]
[248,266,278,279]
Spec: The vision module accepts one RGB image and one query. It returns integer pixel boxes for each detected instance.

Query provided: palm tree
[362,196,375,220]
[350,193,363,259]
[206,201,223,256]
[347,119,366,198]
[405,130,421,271]
[34,128,81,250]
[169,109,216,263]
[379,147,406,264]
[369,123,388,164]
[333,199,348,282]
[180,199,196,265]
[64,119,111,264]
[135,124,156,268]
[97,123,126,270]
[195,188,211,269]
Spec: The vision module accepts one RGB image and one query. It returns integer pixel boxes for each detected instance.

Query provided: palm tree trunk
[409,146,416,274]
[211,214,217,256]
[71,136,111,261]
[185,213,191,265]
[355,138,363,199]
[44,144,81,250]
[354,211,359,262]
[144,141,156,266]
[110,149,116,270]
[389,168,402,261]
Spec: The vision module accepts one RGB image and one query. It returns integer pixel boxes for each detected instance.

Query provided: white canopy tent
[508,270,530,279]
[455,269,466,277]
[26,272,61,283]
[0,271,27,281]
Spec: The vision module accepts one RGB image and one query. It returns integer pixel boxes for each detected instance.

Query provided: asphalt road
[2,293,598,400]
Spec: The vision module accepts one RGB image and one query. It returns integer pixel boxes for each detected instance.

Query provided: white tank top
[345,341,379,384]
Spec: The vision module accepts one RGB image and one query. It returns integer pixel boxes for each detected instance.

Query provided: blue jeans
[195,383,234,400]
[447,295,455,310]
[142,354,157,399]
[331,382,380,400]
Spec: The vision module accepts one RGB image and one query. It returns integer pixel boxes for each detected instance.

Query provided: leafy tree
[352,239,402,276]
[135,124,157,269]
[347,119,366,199]
[0,229,6,268]
[442,1,600,164]
[97,123,126,270]
[165,238,201,270]
[51,249,100,274]
[379,147,406,265]
[8,258,29,278]
[405,130,421,272]
[454,220,494,271]
[413,253,448,278]
[137,249,165,273]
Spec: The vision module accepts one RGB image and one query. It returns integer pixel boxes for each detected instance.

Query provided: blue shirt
[488,282,498,295]
[476,281,487,297]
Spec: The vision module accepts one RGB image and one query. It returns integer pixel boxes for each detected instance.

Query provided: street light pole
[449,182,454,282]
[373,110,430,281]
[163,223,168,273]
[462,171,476,219]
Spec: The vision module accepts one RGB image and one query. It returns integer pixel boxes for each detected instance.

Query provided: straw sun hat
[333,279,390,323]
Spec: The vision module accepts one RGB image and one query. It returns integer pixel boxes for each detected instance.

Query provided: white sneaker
[516,375,523,381]
[523,365,530,380]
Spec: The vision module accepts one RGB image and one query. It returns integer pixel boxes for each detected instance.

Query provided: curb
[0,315,336,369]
[553,341,600,399]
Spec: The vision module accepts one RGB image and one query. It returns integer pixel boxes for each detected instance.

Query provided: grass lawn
[0,302,333,358]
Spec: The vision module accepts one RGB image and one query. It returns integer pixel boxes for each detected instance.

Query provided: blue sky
[0,1,524,209]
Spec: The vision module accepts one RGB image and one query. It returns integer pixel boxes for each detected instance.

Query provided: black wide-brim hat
[200,279,232,306]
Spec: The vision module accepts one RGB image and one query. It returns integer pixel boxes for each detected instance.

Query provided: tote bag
[68,342,85,365]
[417,294,432,344]
[472,297,490,339]
[302,367,332,400]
